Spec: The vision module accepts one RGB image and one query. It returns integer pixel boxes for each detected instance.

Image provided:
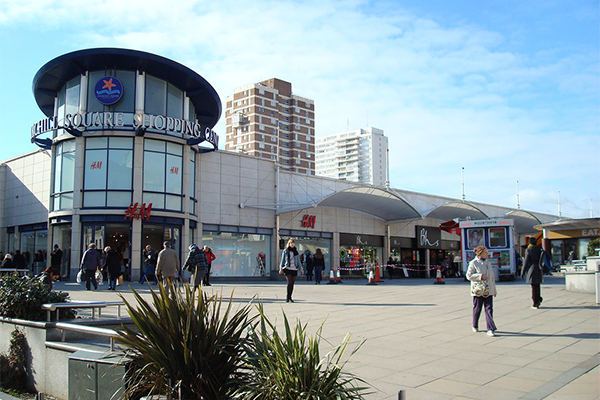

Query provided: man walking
[185,244,208,289]
[80,243,101,291]
[50,244,63,276]
[140,245,158,284]
[522,237,544,309]
[156,241,180,285]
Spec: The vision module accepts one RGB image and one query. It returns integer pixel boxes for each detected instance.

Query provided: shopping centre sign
[31,111,219,150]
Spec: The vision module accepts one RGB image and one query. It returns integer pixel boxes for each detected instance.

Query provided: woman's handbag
[471,280,490,297]
[95,270,103,285]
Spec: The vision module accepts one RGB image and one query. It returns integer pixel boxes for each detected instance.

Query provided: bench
[41,301,126,322]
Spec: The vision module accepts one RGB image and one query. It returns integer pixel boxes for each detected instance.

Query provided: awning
[504,210,543,234]
[425,201,488,221]
[439,219,460,235]
[315,187,422,221]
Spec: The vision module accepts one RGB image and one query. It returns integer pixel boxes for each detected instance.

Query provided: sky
[0,0,598,219]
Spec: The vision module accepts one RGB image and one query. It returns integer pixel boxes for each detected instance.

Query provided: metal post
[398,389,406,400]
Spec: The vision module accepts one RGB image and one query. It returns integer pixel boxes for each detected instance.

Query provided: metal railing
[48,321,122,351]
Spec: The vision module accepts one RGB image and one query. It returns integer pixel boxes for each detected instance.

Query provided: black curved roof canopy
[32,48,222,128]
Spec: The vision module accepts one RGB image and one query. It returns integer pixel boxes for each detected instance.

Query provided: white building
[316,127,388,186]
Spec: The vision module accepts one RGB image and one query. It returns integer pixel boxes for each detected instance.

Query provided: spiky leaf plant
[236,305,371,400]
[116,281,256,400]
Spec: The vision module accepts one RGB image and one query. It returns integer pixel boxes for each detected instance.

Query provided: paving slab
[49,274,599,399]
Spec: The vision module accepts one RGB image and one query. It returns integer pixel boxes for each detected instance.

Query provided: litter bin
[68,350,126,400]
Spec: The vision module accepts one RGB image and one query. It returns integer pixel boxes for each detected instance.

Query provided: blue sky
[1,0,598,219]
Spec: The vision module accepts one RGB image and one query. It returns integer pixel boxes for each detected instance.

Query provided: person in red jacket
[203,245,216,286]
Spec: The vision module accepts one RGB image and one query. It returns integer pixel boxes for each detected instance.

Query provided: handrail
[48,321,121,351]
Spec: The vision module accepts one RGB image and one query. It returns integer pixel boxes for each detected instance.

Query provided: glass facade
[52,140,76,211]
[202,231,271,277]
[83,137,133,208]
[143,139,183,211]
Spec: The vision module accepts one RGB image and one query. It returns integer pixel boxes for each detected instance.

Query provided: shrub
[587,238,600,257]
[0,275,75,321]
[117,280,256,400]
[0,329,28,390]
[237,306,370,399]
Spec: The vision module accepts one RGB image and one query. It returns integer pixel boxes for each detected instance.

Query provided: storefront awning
[425,201,488,221]
[534,217,600,232]
[504,210,543,234]
[316,187,422,222]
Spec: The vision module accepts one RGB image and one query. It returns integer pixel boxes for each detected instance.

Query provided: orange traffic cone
[374,266,383,283]
[335,268,343,283]
[327,269,337,284]
[434,266,445,284]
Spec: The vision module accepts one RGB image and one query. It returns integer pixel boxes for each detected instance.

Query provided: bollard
[398,389,406,400]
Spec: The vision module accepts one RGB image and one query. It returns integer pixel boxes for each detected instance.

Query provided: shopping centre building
[0,48,565,282]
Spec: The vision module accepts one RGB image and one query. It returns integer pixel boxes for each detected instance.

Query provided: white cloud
[0,0,597,218]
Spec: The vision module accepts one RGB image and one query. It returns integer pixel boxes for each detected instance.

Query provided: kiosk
[460,219,517,281]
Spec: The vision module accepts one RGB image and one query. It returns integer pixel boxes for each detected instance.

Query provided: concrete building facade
[224,78,315,174]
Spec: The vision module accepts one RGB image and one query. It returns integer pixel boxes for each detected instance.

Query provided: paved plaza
[20,274,600,399]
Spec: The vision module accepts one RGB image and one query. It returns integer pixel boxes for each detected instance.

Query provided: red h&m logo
[301,214,316,228]
[124,202,152,220]
[90,161,103,169]
[170,167,179,174]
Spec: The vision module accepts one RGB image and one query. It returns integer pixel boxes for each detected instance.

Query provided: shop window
[202,231,271,277]
[83,137,133,208]
[52,140,76,211]
[143,139,183,211]
[189,157,196,215]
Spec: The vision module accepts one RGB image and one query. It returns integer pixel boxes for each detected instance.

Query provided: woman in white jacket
[466,246,497,337]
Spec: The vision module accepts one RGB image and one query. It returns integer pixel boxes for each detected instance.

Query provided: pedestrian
[521,237,544,309]
[466,246,497,337]
[140,245,158,284]
[303,250,314,281]
[50,244,63,276]
[313,248,325,285]
[38,266,60,290]
[387,256,395,279]
[80,243,102,291]
[103,246,121,290]
[2,253,13,269]
[13,250,26,271]
[156,241,180,285]
[185,244,208,289]
[279,238,303,303]
[203,245,215,286]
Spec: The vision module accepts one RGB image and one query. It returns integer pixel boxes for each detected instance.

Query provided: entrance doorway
[141,224,180,276]
[83,223,131,278]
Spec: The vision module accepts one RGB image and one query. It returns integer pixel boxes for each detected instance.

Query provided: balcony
[231,113,248,127]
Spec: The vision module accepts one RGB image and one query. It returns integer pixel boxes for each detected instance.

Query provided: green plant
[0,329,28,390]
[587,238,600,257]
[0,275,74,321]
[236,306,370,400]
[116,280,256,400]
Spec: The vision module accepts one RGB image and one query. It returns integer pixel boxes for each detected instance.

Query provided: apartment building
[224,78,315,174]
[316,127,389,187]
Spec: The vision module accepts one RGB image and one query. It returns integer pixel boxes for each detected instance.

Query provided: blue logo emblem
[94,76,123,105]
